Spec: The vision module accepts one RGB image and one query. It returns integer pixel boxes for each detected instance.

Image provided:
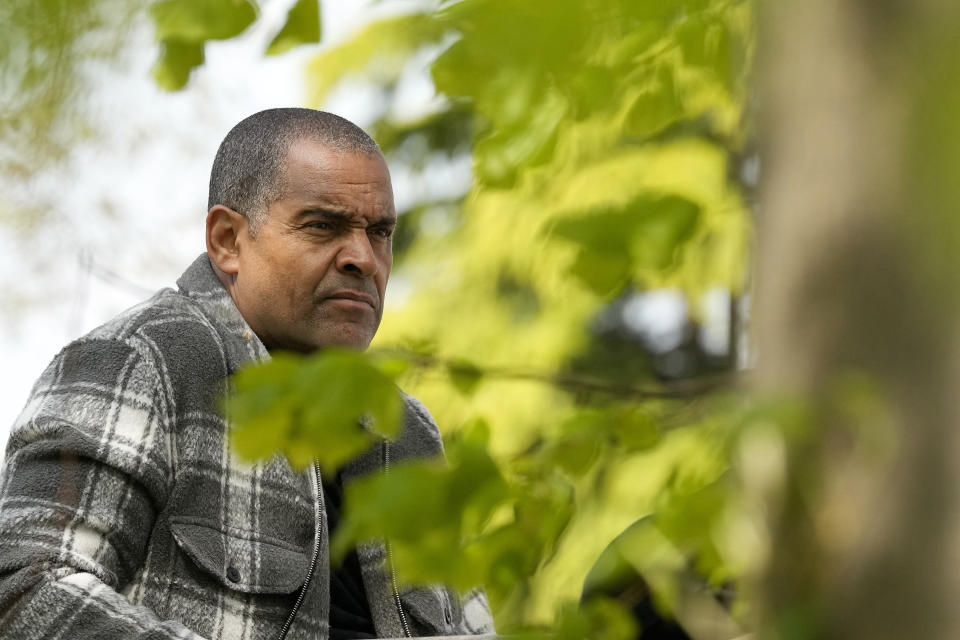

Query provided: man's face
[231,139,395,352]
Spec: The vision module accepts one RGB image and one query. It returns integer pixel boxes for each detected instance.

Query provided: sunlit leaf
[550,194,702,294]
[152,39,204,91]
[623,66,684,139]
[266,0,321,56]
[306,12,446,105]
[226,350,402,472]
[332,428,513,590]
[630,195,701,271]
[150,0,257,42]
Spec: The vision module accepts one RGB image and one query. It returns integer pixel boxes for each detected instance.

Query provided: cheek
[380,245,393,278]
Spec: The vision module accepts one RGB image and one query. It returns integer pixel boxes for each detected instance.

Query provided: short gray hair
[208,108,381,232]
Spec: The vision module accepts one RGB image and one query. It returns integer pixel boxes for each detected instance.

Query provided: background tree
[754,0,960,638]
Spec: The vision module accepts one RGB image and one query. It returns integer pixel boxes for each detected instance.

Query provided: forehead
[276,137,394,215]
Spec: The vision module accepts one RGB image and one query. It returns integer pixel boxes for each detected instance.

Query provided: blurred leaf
[152,39,205,91]
[655,477,731,583]
[332,425,513,590]
[611,406,663,452]
[547,404,662,478]
[148,0,257,91]
[551,194,703,295]
[549,431,603,478]
[433,0,589,90]
[551,210,634,297]
[555,597,638,640]
[371,352,412,379]
[306,12,446,104]
[447,359,484,396]
[266,0,321,56]
[150,0,257,42]
[226,350,402,473]
[373,105,474,159]
[614,519,688,612]
[630,195,701,270]
[473,82,567,186]
[623,66,684,139]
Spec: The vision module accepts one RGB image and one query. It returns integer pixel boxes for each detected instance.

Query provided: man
[0,109,494,639]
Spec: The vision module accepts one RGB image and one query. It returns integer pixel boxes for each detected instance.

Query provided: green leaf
[612,519,688,612]
[549,431,603,478]
[551,209,634,296]
[623,66,684,140]
[447,359,484,396]
[654,477,731,583]
[152,39,205,91]
[331,432,513,591]
[555,598,638,640]
[225,353,301,458]
[568,250,633,297]
[306,12,445,104]
[550,194,702,294]
[266,0,321,56]
[150,0,258,42]
[472,82,567,186]
[610,406,661,453]
[226,349,403,473]
[629,195,701,271]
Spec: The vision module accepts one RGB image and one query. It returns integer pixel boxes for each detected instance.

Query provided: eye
[369,226,394,239]
[301,219,338,234]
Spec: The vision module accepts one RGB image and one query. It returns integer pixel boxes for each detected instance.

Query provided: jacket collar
[176,253,270,373]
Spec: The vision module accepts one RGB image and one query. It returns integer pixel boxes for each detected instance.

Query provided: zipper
[384,441,412,638]
[277,463,323,640]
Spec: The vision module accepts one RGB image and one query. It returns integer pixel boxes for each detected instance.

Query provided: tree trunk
[755,0,960,638]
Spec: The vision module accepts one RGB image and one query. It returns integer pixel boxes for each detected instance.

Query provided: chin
[312,332,374,352]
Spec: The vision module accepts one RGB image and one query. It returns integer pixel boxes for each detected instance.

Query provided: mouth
[324,290,377,309]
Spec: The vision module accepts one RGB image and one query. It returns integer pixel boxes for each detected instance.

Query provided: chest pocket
[170,517,312,594]
[164,453,316,595]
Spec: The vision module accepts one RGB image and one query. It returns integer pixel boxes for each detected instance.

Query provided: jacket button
[226,566,241,583]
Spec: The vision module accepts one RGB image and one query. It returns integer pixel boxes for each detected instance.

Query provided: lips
[324,290,377,308]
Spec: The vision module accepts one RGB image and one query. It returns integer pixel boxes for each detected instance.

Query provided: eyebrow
[295,208,397,227]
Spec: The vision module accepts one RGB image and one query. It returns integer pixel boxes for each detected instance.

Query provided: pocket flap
[171,517,311,594]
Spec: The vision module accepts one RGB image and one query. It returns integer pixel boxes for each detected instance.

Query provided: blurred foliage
[150,0,322,89]
[3,0,756,636]
[232,0,755,636]
[226,349,402,471]
[0,0,135,185]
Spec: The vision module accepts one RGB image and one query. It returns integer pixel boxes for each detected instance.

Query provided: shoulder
[34,290,235,419]
[85,288,219,350]
[401,393,438,431]
[391,392,446,459]
[81,289,235,378]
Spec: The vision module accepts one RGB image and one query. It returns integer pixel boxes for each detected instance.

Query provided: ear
[206,205,248,275]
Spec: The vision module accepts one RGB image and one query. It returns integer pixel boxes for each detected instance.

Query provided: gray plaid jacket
[0,254,494,640]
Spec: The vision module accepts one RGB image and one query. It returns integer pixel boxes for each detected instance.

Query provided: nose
[336,228,378,277]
